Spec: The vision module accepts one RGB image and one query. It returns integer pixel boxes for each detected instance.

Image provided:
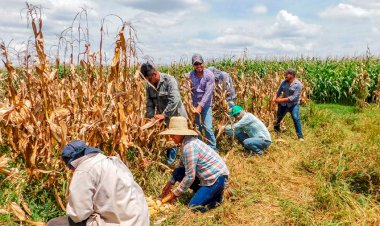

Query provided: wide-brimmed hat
[159,116,198,136]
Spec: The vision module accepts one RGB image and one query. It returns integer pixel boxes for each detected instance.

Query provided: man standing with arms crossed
[188,54,217,151]
[272,68,304,141]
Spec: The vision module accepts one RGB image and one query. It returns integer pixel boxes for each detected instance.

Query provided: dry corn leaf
[25,220,46,226]
[0,209,8,214]
[21,201,32,216]
[10,202,26,221]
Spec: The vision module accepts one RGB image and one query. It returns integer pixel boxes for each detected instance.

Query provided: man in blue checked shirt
[272,68,304,141]
[222,106,271,155]
[188,54,217,151]
[159,116,229,212]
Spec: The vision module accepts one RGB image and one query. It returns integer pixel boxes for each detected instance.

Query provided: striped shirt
[173,136,229,196]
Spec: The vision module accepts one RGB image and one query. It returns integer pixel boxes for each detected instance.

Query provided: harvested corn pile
[146,196,174,216]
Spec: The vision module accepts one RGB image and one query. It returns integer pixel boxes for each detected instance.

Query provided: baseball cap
[192,54,204,65]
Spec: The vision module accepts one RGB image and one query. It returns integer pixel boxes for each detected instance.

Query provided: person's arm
[198,72,215,109]
[66,171,96,223]
[224,114,253,133]
[146,86,155,119]
[173,145,197,196]
[272,81,284,102]
[162,77,182,118]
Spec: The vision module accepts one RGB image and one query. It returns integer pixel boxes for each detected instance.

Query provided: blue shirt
[208,67,236,101]
[276,79,302,107]
[224,112,271,142]
[188,69,215,108]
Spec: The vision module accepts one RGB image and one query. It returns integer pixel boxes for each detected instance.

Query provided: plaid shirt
[173,137,229,196]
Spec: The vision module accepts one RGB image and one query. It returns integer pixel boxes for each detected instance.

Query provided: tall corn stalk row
[0,4,164,210]
[0,4,312,212]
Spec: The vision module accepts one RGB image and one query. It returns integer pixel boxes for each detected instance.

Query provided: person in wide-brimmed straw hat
[159,116,229,212]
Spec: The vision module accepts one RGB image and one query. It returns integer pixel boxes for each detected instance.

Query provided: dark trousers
[46,216,86,226]
[274,104,304,138]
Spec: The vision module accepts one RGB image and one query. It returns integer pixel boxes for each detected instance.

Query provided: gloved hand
[161,191,176,204]
[160,181,173,198]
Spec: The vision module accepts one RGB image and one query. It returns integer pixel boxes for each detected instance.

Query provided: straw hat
[159,116,198,136]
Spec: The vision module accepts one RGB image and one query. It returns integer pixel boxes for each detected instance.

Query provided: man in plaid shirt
[160,116,229,212]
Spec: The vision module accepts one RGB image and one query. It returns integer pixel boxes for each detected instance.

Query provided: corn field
[0,3,380,224]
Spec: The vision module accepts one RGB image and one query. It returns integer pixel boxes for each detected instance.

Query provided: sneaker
[299,138,305,142]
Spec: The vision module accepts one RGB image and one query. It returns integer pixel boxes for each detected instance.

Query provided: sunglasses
[193,62,202,66]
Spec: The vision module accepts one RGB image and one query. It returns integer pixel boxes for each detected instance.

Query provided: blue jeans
[226,129,271,154]
[166,146,177,166]
[195,106,217,150]
[274,104,304,138]
[172,167,226,212]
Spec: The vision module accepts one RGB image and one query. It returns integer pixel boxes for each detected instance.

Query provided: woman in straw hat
[159,116,229,212]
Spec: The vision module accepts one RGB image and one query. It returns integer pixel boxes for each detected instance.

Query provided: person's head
[159,116,198,145]
[61,140,101,170]
[140,62,160,86]
[284,68,296,82]
[231,105,244,120]
[192,54,204,74]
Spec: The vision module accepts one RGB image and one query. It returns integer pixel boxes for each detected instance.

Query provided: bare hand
[195,105,202,114]
[160,181,173,198]
[154,114,165,121]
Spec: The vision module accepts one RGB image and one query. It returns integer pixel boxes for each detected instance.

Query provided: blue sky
[0,0,379,64]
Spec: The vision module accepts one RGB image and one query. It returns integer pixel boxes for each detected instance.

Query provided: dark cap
[192,54,204,65]
[284,68,296,76]
[61,140,101,169]
[140,63,156,77]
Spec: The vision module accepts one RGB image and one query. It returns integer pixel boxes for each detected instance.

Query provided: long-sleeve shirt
[276,79,303,107]
[188,69,215,108]
[224,112,271,142]
[209,67,236,101]
[173,137,229,196]
[67,153,149,226]
[146,73,188,122]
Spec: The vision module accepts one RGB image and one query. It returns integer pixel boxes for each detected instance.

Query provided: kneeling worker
[223,105,271,155]
[159,116,229,212]
[47,140,149,226]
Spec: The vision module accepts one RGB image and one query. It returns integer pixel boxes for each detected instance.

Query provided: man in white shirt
[47,140,149,226]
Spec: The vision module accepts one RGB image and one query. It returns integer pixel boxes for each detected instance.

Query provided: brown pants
[46,216,86,226]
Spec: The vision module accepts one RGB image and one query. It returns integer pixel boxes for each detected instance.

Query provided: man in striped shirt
[159,116,229,212]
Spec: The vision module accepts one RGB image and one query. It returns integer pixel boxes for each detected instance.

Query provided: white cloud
[320,1,380,20]
[118,0,206,13]
[320,3,370,19]
[252,4,268,15]
[272,10,321,37]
